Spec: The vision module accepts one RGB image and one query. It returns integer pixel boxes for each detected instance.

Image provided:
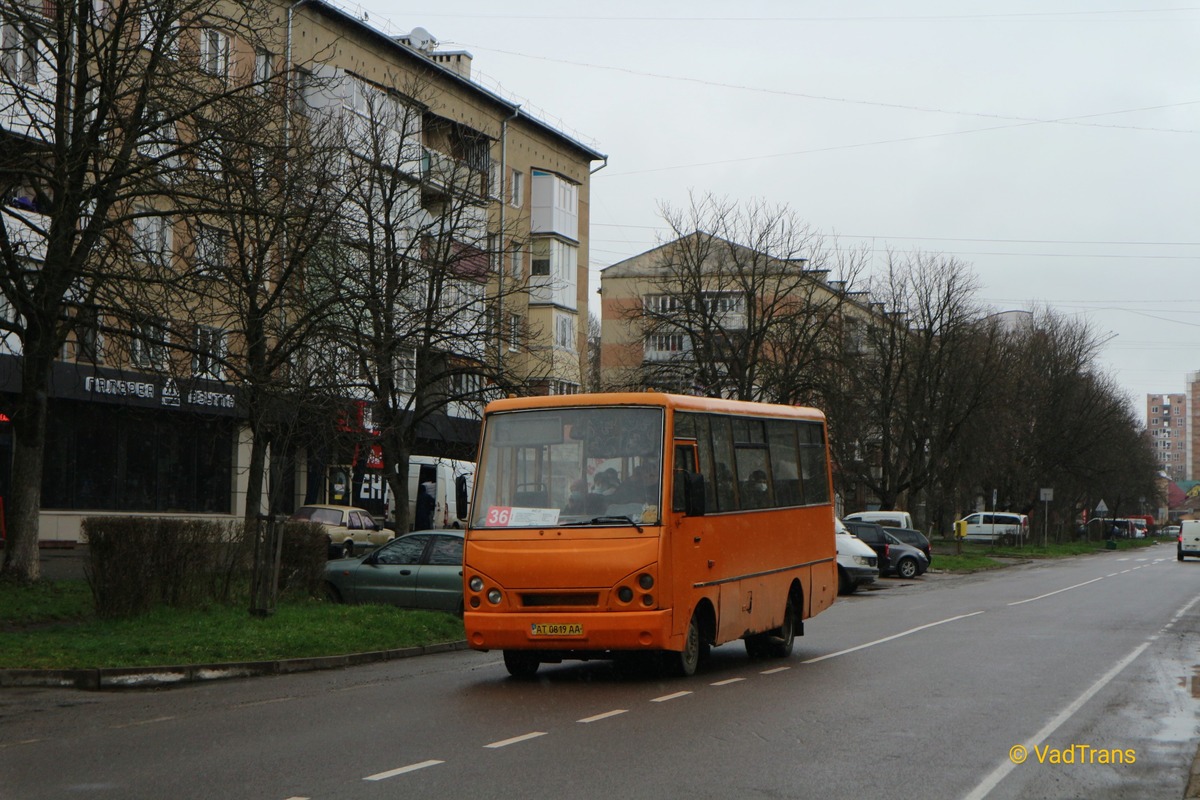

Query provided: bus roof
[483,392,826,422]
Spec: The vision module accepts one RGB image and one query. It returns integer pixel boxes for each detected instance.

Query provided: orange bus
[462,392,838,677]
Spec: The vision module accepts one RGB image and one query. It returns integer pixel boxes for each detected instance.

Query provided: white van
[844,510,914,530]
[957,512,1028,545]
[356,456,475,530]
[1177,520,1200,561]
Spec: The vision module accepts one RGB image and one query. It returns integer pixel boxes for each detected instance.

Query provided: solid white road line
[961,642,1151,800]
[363,760,444,781]
[1007,576,1105,606]
[802,611,985,664]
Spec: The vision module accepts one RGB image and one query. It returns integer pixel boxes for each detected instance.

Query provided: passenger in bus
[564,479,590,515]
[611,458,661,505]
[593,469,619,496]
[743,470,770,509]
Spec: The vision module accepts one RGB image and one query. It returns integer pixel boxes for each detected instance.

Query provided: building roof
[303,0,607,163]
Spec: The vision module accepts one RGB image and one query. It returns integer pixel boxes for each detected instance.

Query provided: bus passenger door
[671,441,713,627]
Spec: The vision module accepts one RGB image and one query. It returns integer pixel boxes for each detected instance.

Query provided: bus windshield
[471,406,665,528]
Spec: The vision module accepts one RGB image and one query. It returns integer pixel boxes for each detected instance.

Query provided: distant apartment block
[1147,392,1189,481]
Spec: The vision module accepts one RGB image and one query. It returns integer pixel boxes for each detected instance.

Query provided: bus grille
[519,593,599,607]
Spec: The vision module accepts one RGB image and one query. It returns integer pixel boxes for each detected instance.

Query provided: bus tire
[503,650,540,679]
[765,599,796,658]
[667,613,702,677]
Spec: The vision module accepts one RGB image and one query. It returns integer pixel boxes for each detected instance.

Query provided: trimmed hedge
[82,517,327,618]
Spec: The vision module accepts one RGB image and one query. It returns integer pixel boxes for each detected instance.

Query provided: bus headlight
[486,589,502,605]
[637,573,654,590]
[617,586,634,603]
[468,576,484,592]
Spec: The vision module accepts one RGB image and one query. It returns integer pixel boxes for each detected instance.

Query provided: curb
[0,640,470,691]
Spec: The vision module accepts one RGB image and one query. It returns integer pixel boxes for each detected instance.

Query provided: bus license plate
[531,622,583,637]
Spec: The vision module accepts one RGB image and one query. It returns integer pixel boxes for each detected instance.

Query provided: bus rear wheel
[745,598,795,659]
[503,650,540,679]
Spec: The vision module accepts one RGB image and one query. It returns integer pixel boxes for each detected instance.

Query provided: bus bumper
[464,609,676,652]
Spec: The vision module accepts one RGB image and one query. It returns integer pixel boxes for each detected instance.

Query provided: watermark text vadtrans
[1008,744,1136,765]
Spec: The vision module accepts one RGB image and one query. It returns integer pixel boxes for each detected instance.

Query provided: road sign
[1040,488,1053,502]
[1096,499,1109,515]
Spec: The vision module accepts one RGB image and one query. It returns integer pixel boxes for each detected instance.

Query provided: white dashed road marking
[651,690,693,702]
[578,709,628,723]
[364,760,444,781]
[485,732,547,748]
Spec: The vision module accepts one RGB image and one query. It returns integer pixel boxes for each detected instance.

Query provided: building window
[549,380,579,396]
[193,325,226,379]
[199,27,229,78]
[555,314,575,350]
[253,48,271,92]
[131,319,167,369]
[487,232,499,272]
[395,348,416,394]
[1,22,38,85]
[194,224,227,276]
[646,294,684,315]
[510,169,523,208]
[132,209,172,264]
[73,306,102,364]
[532,239,550,276]
[508,314,520,351]
[510,241,523,278]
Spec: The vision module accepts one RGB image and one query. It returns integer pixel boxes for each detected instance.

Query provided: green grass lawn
[0,580,464,670]
[930,536,1161,573]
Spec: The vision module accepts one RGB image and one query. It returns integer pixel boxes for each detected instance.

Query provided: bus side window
[673,442,697,512]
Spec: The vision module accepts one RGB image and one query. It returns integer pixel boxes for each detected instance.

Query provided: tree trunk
[1,366,50,584]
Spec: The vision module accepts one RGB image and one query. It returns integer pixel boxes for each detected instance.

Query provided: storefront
[0,355,242,541]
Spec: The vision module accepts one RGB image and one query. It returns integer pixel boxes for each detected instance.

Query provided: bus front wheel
[666,613,702,677]
[503,650,540,679]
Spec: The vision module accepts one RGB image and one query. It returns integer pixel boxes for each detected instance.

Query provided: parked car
[1177,520,1200,561]
[956,512,1029,546]
[290,504,394,559]
[844,510,914,530]
[835,519,879,594]
[884,526,932,565]
[323,530,465,613]
[843,520,928,579]
[1163,524,1182,539]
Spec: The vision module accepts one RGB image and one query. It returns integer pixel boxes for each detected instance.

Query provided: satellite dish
[406,27,436,52]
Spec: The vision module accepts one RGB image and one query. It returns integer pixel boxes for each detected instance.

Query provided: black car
[884,526,932,565]
[843,520,927,579]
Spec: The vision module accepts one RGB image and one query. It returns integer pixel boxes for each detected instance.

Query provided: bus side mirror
[683,473,706,517]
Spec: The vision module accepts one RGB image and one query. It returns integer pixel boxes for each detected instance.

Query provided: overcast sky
[363,1,1200,419]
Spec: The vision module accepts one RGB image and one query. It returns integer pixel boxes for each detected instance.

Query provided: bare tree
[0,0,281,581]
[624,192,864,403]
[315,68,535,533]
[826,251,1003,516]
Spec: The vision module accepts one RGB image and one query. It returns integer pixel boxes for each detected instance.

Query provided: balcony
[421,147,487,201]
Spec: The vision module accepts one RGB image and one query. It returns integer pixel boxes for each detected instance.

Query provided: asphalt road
[2,546,1197,799]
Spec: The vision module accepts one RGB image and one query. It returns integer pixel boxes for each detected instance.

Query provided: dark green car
[323,530,465,614]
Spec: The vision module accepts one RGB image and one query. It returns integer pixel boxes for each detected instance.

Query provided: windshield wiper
[586,515,644,533]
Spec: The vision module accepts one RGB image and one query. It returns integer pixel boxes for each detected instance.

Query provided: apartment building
[0,0,602,542]
[597,233,864,397]
[1147,393,1187,482]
